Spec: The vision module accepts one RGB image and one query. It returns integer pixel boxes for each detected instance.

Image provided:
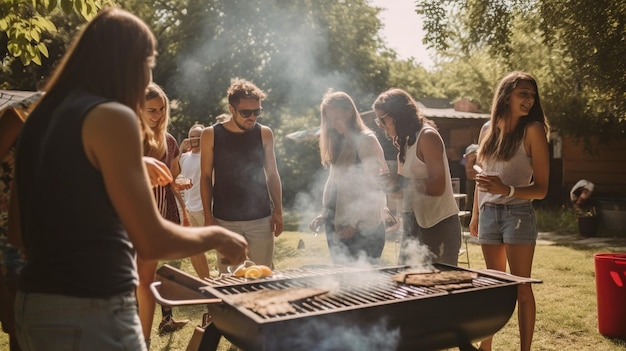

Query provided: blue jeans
[479,202,538,245]
[14,291,146,351]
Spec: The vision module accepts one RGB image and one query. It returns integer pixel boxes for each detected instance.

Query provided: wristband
[508,185,515,197]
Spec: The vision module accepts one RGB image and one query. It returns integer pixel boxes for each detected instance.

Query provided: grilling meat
[227,287,329,315]
[393,269,478,290]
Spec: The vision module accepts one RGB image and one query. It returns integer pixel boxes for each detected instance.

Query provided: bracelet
[508,185,515,197]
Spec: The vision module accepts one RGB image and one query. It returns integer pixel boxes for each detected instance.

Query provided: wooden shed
[361,97,490,162]
[560,137,626,198]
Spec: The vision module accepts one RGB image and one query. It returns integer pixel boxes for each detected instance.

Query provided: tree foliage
[0,0,398,207]
[0,0,106,65]
[121,0,394,206]
[415,0,626,140]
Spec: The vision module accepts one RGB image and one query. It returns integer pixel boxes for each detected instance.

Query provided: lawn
[2,208,626,350]
[151,230,626,351]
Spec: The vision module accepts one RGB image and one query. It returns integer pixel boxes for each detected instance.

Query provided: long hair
[372,88,435,163]
[479,71,550,162]
[143,82,169,158]
[37,7,156,139]
[319,90,368,166]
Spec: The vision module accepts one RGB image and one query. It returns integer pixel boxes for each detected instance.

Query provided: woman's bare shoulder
[525,121,548,141]
[83,102,140,147]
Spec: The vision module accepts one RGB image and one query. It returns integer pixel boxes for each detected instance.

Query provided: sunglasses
[375,113,390,127]
[233,106,263,118]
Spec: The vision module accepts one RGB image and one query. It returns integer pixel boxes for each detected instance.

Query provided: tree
[0,0,105,65]
[121,0,395,206]
[415,0,626,140]
[0,0,405,208]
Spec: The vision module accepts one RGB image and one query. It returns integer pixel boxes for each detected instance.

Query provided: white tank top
[478,142,533,207]
[400,127,459,228]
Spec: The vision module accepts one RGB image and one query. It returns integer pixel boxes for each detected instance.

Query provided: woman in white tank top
[373,88,461,266]
[470,72,550,351]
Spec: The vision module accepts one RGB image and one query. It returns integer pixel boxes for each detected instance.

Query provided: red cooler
[594,253,626,340]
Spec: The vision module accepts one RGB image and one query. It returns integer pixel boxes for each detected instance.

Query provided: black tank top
[212,123,272,221]
[16,90,137,298]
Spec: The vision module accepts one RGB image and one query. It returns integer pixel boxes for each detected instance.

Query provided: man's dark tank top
[212,123,272,221]
[16,90,137,298]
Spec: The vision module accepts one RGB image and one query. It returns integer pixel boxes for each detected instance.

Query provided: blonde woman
[310,91,389,265]
[136,82,199,343]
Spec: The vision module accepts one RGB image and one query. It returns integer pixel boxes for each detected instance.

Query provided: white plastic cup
[175,178,191,186]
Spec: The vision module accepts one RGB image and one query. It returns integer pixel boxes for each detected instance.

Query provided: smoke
[171,2,437,269]
[267,317,401,351]
[264,269,402,350]
[291,153,436,268]
[293,167,328,233]
[398,237,435,269]
[175,1,355,117]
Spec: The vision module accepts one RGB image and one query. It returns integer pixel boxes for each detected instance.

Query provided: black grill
[154,264,539,351]
[202,265,513,322]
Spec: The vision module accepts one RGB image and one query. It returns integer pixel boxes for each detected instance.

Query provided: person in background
[200,79,283,273]
[570,179,595,213]
[373,88,461,266]
[309,90,389,265]
[138,82,195,342]
[9,9,247,351]
[469,72,550,351]
[461,143,479,214]
[0,93,41,351]
[179,123,211,278]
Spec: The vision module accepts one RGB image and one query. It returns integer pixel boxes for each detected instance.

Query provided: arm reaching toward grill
[82,102,248,264]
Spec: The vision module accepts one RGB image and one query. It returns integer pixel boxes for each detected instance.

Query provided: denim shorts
[478,202,538,245]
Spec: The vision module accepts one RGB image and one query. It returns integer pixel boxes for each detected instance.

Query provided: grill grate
[203,265,369,286]
[201,265,517,321]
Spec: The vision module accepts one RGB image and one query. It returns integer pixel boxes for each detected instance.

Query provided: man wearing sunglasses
[200,78,283,273]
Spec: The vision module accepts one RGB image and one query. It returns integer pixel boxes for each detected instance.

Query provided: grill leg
[198,322,222,351]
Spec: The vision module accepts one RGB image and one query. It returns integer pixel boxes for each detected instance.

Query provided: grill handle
[150,281,222,307]
[478,269,542,284]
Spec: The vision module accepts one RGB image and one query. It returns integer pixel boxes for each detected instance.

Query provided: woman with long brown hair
[136,82,194,343]
[373,88,461,266]
[310,90,389,265]
[10,8,246,350]
[469,72,550,351]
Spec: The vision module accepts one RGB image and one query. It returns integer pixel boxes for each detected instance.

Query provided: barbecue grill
[153,264,540,351]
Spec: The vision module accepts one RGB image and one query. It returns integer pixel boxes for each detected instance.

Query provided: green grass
[3,208,626,350]
[535,206,579,233]
[154,232,626,351]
